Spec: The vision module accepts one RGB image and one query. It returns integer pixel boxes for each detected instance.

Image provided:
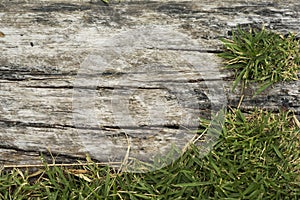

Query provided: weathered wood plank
[0,0,299,169]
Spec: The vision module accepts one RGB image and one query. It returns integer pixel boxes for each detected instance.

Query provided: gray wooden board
[0,0,299,169]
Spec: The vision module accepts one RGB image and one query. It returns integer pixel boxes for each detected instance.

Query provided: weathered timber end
[0,0,299,168]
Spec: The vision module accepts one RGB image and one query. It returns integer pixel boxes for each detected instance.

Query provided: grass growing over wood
[0,25,299,199]
[1,109,299,199]
[219,27,300,95]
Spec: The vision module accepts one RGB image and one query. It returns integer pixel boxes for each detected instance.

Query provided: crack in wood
[0,144,86,163]
[0,119,199,132]
[0,119,71,129]
[147,47,223,53]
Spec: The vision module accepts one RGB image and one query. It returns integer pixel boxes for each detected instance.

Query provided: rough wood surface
[0,0,299,169]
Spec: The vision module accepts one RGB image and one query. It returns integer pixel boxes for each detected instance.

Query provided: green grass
[1,109,299,199]
[219,27,300,95]
[1,26,300,199]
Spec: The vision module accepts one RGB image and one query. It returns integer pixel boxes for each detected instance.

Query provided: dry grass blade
[0,109,299,199]
[293,115,300,129]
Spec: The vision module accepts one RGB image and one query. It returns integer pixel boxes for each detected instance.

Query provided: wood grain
[0,0,299,169]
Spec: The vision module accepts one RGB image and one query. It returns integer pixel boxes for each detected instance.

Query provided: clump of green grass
[219,27,300,95]
[1,109,299,199]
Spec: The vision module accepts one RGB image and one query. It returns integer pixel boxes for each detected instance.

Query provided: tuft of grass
[0,109,299,199]
[219,27,300,95]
